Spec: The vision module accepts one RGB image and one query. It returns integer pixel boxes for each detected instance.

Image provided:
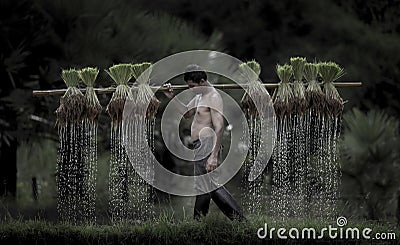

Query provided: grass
[1,214,399,244]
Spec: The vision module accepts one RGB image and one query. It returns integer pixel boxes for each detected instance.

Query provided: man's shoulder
[204,88,223,110]
[206,88,222,99]
[204,89,221,102]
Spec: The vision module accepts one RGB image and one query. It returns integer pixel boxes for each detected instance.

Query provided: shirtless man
[163,64,246,221]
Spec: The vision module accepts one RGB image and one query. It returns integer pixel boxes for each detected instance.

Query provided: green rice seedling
[106,64,134,125]
[312,61,345,217]
[131,62,160,119]
[318,62,345,117]
[80,67,102,121]
[271,64,294,219]
[55,68,86,224]
[240,60,268,118]
[304,63,326,114]
[55,69,86,127]
[80,67,101,223]
[239,60,269,215]
[273,64,294,118]
[106,64,135,222]
[290,57,307,115]
[130,62,157,220]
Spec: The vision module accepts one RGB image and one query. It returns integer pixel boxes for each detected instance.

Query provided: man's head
[184,64,207,88]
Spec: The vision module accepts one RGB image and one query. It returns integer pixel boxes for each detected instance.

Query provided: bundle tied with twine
[304,63,326,115]
[240,60,269,118]
[55,69,86,127]
[273,64,294,118]
[290,57,307,115]
[319,62,345,117]
[131,62,160,119]
[80,67,102,122]
[106,64,134,125]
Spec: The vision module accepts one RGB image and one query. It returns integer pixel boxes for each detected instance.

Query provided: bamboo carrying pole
[32,82,362,96]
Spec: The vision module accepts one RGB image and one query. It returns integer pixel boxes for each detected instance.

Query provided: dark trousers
[193,140,246,221]
[194,186,246,221]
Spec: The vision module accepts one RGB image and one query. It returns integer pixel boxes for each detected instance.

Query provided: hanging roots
[290,57,307,115]
[132,62,160,119]
[240,60,269,118]
[318,62,345,117]
[146,97,160,119]
[273,64,294,118]
[324,83,344,117]
[106,64,134,125]
[56,69,86,127]
[304,63,326,115]
[80,67,102,122]
[85,87,102,121]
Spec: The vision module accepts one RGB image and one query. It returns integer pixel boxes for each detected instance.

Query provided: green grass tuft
[1,216,398,244]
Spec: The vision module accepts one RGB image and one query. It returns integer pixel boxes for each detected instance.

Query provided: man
[163,64,246,221]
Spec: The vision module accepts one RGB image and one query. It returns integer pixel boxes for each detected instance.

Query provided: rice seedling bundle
[80,67,102,121]
[106,64,134,223]
[131,62,160,119]
[239,60,267,215]
[319,62,345,117]
[290,57,307,115]
[55,69,86,127]
[79,67,101,223]
[240,60,269,118]
[106,64,134,125]
[304,63,325,114]
[55,68,87,224]
[273,64,294,118]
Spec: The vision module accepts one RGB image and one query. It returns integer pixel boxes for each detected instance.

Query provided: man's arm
[171,97,197,118]
[206,92,224,172]
[163,83,196,118]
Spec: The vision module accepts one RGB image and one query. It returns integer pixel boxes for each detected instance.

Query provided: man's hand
[206,156,218,172]
[163,83,174,99]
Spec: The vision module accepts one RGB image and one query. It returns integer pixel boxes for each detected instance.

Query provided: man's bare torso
[190,88,222,141]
